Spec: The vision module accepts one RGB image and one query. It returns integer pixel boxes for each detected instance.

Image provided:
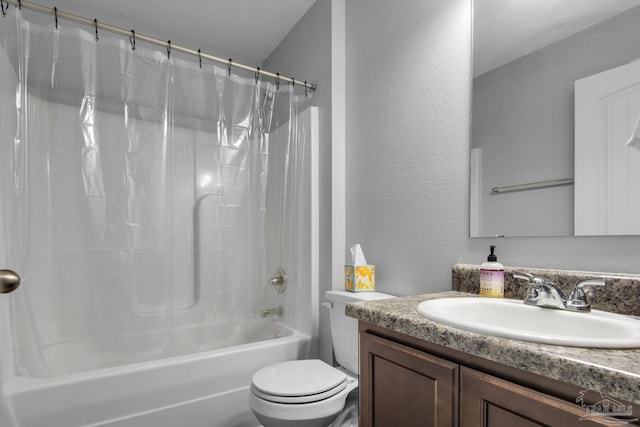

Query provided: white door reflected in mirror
[574,60,640,236]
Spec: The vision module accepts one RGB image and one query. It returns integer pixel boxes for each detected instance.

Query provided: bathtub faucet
[260,306,283,317]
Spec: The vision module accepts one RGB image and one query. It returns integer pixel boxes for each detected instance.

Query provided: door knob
[0,269,21,294]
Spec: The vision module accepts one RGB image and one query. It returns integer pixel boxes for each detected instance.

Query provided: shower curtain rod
[1,0,317,92]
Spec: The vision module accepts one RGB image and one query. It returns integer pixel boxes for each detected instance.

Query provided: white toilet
[248,290,395,427]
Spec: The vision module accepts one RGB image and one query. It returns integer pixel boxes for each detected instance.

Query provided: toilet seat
[251,360,347,404]
[251,381,347,404]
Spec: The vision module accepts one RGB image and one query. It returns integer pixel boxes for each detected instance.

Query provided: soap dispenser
[479,245,504,297]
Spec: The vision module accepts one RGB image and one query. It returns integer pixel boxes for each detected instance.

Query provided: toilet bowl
[249,359,358,427]
[248,290,395,427]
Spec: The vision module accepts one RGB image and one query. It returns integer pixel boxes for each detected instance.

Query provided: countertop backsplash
[452,263,640,317]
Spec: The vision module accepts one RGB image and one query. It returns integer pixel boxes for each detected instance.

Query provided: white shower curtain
[0,8,311,377]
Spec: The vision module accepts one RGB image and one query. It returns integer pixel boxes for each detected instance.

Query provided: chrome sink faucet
[513,271,567,310]
[513,271,605,312]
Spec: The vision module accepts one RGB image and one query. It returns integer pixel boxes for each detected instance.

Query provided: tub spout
[260,306,283,317]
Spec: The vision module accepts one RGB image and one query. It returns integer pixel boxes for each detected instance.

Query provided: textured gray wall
[346,0,473,295]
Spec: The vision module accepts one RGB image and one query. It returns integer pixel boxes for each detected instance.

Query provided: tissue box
[344,265,375,292]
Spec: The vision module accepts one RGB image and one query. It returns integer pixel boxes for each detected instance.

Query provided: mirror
[471,0,640,237]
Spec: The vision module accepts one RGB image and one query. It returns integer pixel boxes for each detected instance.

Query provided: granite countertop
[346,291,640,405]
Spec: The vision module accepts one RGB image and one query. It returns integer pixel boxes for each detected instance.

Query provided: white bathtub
[3,326,310,427]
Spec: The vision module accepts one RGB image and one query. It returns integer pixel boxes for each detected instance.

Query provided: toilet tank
[325,290,395,374]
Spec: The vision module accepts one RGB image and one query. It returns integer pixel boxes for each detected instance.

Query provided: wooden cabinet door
[359,332,458,427]
[460,367,615,427]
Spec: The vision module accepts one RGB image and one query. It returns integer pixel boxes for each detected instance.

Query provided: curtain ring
[129,30,136,50]
[167,40,171,59]
[255,67,260,84]
[1,0,7,17]
[94,19,99,42]
[275,73,280,90]
[227,58,232,76]
[53,7,58,29]
[198,49,202,69]
[17,0,21,10]
[305,81,308,98]
[290,77,295,87]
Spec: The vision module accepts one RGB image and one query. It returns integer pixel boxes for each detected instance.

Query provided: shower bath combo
[0,5,318,426]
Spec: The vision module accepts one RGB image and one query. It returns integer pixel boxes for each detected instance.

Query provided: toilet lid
[252,360,347,399]
[251,380,347,404]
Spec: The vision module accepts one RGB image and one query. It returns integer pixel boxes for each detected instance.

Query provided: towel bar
[491,178,574,194]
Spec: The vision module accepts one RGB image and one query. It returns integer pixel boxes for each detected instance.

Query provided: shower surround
[0,8,318,426]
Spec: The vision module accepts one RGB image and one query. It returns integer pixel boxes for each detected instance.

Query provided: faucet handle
[512,271,554,287]
[566,278,605,312]
[512,271,534,281]
[574,278,606,290]
[513,271,539,299]
[513,271,557,290]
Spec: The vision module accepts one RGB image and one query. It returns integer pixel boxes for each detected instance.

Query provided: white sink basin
[416,297,640,348]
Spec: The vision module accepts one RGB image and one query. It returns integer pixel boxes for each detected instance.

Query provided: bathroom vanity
[347,290,640,427]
